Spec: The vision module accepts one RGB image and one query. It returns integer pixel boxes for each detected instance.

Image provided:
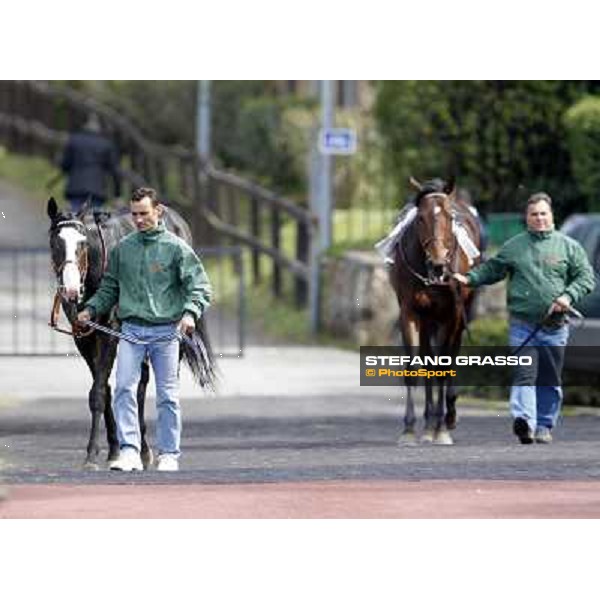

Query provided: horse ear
[77,197,92,219]
[409,177,423,192]
[444,176,456,196]
[47,197,58,220]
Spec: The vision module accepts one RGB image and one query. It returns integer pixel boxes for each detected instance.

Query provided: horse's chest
[413,289,450,314]
[414,290,433,309]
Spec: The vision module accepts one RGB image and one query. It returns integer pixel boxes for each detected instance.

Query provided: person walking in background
[454,192,595,444]
[54,113,122,212]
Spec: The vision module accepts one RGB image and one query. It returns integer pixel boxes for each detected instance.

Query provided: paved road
[2,347,600,517]
[2,178,600,517]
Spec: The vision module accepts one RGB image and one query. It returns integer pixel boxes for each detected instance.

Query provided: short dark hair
[131,187,160,207]
[526,192,552,209]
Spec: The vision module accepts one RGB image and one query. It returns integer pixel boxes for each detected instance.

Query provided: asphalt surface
[2,388,600,485]
[2,179,600,517]
[2,343,600,487]
[2,347,600,517]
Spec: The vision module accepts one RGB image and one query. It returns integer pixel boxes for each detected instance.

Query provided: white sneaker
[109,447,143,471]
[156,454,179,472]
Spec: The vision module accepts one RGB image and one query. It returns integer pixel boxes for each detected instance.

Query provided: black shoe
[513,417,534,444]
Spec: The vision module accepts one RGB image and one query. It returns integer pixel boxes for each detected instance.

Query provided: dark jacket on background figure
[61,131,121,202]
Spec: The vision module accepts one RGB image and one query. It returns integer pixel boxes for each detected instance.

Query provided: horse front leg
[398,381,417,445]
[420,325,437,443]
[445,378,458,430]
[85,335,121,470]
[137,358,153,469]
[398,311,418,445]
[421,379,436,443]
[104,389,119,466]
[84,385,103,470]
[444,332,463,431]
[433,377,454,445]
[76,337,104,470]
[101,339,120,466]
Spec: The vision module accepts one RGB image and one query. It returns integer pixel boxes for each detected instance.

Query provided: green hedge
[564,96,600,212]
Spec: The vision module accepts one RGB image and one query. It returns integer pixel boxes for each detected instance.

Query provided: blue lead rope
[80,319,212,376]
[81,319,183,345]
[509,304,584,356]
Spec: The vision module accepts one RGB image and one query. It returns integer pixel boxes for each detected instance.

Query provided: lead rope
[94,211,108,272]
[81,319,183,345]
[509,303,584,357]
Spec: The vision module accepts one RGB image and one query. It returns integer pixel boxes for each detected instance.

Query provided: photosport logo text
[360,346,537,387]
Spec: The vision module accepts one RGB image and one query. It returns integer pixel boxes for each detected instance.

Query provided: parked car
[560,215,600,370]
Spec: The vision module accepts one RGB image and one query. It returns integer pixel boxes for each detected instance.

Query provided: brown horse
[388,177,482,445]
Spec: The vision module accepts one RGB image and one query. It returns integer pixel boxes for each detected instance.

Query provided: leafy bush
[374,81,597,217]
[464,316,508,346]
[564,96,600,212]
[228,96,314,194]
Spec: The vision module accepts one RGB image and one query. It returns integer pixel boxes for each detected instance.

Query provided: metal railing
[0,80,316,309]
[0,246,245,357]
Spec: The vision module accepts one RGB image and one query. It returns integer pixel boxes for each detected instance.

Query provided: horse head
[47,197,90,305]
[410,177,457,284]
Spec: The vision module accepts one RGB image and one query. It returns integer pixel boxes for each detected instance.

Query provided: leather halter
[401,193,459,287]
[48,219,94,338]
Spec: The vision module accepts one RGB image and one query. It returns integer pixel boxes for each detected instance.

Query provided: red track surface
[3,480,600,518]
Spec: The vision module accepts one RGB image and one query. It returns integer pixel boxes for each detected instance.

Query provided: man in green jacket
[77,187,211,471]
[454,192,595,444]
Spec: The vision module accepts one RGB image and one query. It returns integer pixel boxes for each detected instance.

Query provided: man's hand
[452,273,469,286]
[178,313,196,336]
[77,309,92,324]
[549,294,571,314]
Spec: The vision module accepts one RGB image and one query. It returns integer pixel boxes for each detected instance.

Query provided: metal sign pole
[197,81,211,163]
[309,80,335,334]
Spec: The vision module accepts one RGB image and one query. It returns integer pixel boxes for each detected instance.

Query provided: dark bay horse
[47,197,216,470]
[389,178,482,445]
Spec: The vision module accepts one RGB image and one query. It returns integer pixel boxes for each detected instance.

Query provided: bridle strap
[398,227,432,286]
[49,291,62,329]
[52,246,89,296]
[399,196,459,287]
[49,218,93,338]
[93,212,108,273]
[49,291,95,338]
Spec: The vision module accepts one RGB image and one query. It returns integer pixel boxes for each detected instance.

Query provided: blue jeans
[509,319,569,432]
[114,321,181,456]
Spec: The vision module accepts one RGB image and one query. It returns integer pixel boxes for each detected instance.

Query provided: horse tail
[181,317,218,391]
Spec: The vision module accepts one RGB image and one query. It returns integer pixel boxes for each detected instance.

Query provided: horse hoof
[420,430,435,444]
[398,432,417,446]
[141,448,154,470]
[445,414,458,430]
[433,430,454,446]
[83,461,100,471]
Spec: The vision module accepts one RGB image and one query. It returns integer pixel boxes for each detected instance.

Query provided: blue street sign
[319,128,358,155]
